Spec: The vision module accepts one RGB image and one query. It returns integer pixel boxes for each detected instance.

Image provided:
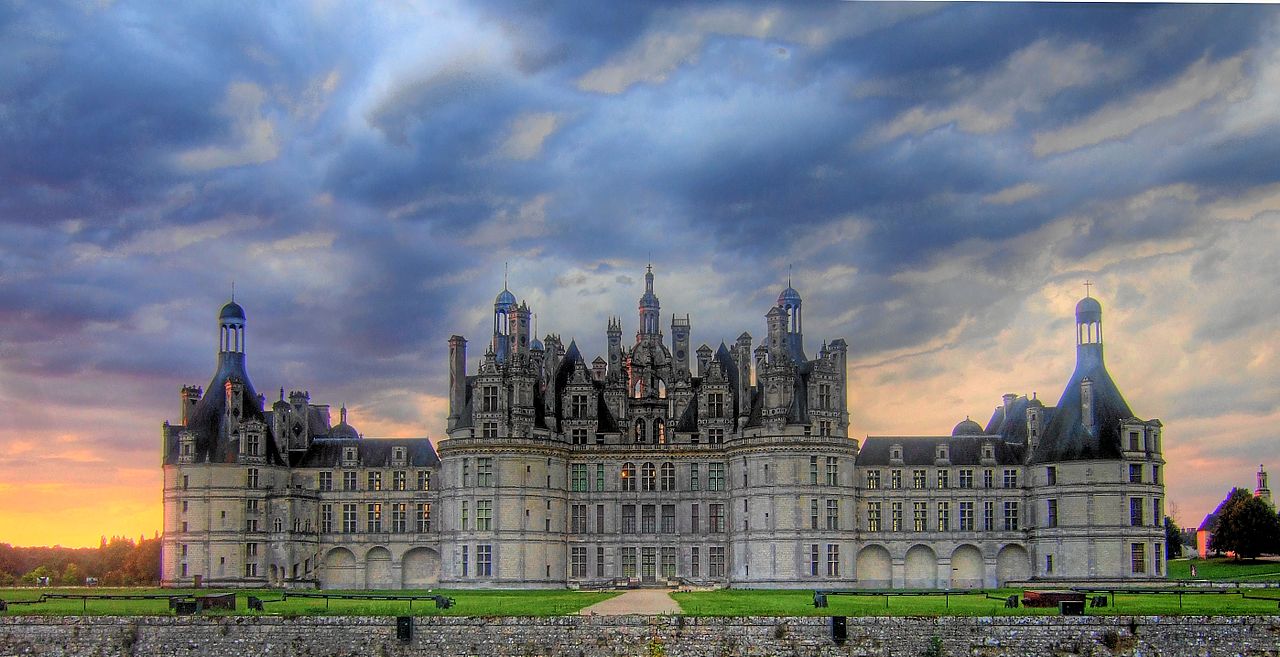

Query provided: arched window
[655,378,667,399]
[634,418,646,443]
[652,418,666,445]
[621,462,636,491]
[660,462,675,491]
[631,377,644,398]
[642,462,657,492]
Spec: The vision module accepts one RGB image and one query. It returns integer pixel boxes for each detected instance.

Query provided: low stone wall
[2,615,1278,657]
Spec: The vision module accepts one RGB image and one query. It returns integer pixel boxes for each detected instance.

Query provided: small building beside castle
[162,268,1166,588]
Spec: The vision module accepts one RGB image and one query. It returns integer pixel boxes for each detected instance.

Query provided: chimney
[1080,378,1094,432]
[448,335,467,430]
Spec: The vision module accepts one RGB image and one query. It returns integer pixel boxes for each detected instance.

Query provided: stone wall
[2,615,1277,657]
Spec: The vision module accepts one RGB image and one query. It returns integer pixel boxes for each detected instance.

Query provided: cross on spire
[1083,280,1093,298]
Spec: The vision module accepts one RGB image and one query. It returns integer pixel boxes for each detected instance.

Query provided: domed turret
[1075,296,1101,324]
[952,417,984,436]
[637,264,660,336]
[777,285,802,307]
[329,405,360,440]
[219,300,246,322]
[495,287,517,311]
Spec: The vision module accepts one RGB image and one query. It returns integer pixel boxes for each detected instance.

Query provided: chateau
[162,268,1166,589]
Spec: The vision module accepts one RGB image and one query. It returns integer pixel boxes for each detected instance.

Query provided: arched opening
[634,418,646,443]
[631,377,644,399]
[365,546,393,589]
[996,544,1031,585]
[321,547,358,590]
[402,547,441,589]
[950,544,984,589]
[855,545,891,589]
[621,462,636,491]
[905,544,938,589]
[652,418,666,444]
[655,378,667,399]
[660,462,675,491]
[642,462,656,492]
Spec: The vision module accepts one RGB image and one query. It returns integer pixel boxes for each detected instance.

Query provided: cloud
[1033,55,1247,157]
[499,112,561,160]
[176,82,280,171]
[983,182,1047,205]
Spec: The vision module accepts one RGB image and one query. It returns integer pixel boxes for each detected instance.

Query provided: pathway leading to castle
[579,589,682,615]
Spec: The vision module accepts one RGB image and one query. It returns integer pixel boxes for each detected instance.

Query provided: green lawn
[0,588,618,617]
[1168,557,1280,581]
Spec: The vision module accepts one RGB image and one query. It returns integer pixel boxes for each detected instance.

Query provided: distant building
[162,270,1166,588]
[1196,465,1271,558]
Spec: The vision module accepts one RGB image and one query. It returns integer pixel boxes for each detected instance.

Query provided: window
[342,504,357,533]
[810,544,820,576]
[621,548,637,578]
[321,504,333,533]
[810,498,820,530]
[571,394,588,418]
[460,501,468,530]
[477,544,492,577]
[826,457,839,485]
[709,547,726,578]
[891,502,903,532]
[690,547,700,577]
[393,471,406,491]
[318,471,332,491]
[246,499,259,514]
[1046,466,1057,486]
[1155,544,1163,575]
[244,432,259,456]
[867,502,882,532]
[418,470,431,490]
[477,458,493,486]
[959,469,973,488]
[1130,497,1143,526]
[890,469,902,489]
[1131,542,1146,574]
[689,464,701,491]
[826,544,840,577]
[691,503,700,533]
[708,463,725,491]
[416,503,431,532]
[819,420,832,436]
[661,547,677,578]
[641,504,656,533]
[642,462,656,491]
[983,469,994,489]
[661,504,675,533]
[1003,469,1018,488]
[393,447,405,463]
[818,384,832,410]
[366,471,381,491]
[1129,464,1142,483]
[246,468,259,488]
[707,427,724,444]
[984,501,995,531]
[913,502,927,531]
[343,471,357,491]
[245,562,257,578]
[392,503,407,532]
[596,504,605,533]
[571,465,588,492]
[1046,499,1059,527]
[913,470,927,489]
[937,470,949,489]
[866,470,881,489]
[937,502,950,531]
[597,546,605,577]
[1154,498,1162,527]
[476,500,492,531]
[461,545,468,577]
[1003,501,1019,531]
[367,503,382,532]
[482,421,498,438]
[182,475,189,489]
[810,456,819,485]
[708,393,724,418]
[570,546,587,578]
[1151,465,1161,485]
[1128,431,1141,451]
[482,386,498,412]
[621,505,636,533]
[710,503,725,533]
[826,499,840,530]
[660,462,675,491]
[621,462,636,491]
[1046,555,1054,574]
[959,501,974,531]
[596,464,605,491]
[571,428,588,445]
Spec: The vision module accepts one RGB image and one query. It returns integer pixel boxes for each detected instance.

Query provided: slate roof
[1030,343,1136,463]
[292,437,440,468]
[164,351,286,466]
[858,435,1025,466]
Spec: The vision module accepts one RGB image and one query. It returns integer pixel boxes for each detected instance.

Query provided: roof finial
[231,280,235,302]
[1083,280,1093,298]
[504,262,509,290]
[788,263,793,288]
[647,251,652,274]
[533,313,538,338]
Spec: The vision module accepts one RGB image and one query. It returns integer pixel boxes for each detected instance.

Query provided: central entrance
[641,547,657,583]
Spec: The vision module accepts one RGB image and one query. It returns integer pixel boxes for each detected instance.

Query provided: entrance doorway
[641,547,656,583]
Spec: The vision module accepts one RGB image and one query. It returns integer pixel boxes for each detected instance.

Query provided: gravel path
[579,589,682,615]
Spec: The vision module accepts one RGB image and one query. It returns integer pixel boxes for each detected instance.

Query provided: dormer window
[936,445,949,461]
[343,447,358,466]
[393,447,406,464]
[890,445,903,461]
[982,445,994,460]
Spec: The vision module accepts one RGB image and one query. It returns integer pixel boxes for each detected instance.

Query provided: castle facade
[162,269,1166,588]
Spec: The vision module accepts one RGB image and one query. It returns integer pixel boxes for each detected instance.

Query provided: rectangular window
[418,470,431,490]
[1129,464,1142,483]
[1151,464,1161,484]
[937,470,949,489]
[572,394,588,418]
[826,544,840,577]
[570,546,587,578]
[707,427,724,444]
[641,504,656,533]
[661,547,677,579]
[1129,431,1141,451]
[1047,499,1058,528]
[709,547,726,578]
[983,469,994,489]
[1003,501,1020,531]
[1154,498,1162,527]
[245,432,259,456]
[710,503,725,533]
[810,456,819,485]
[571,504,587,533]
[417,503,432,532]
[597,546,605,577]
[343,471,357,491]
[318,471,332,491]
[691,503,700,533]
[891,502,903,532]
[690,547,700,577]
[661,504,675,534]
[392,470,406,491]
[867,502,881,532]
[937,502,950,531]
[818,383,832,410]
[622,505,636,534]
[476,457,493,486]
[959,469,974,489]
[826,457,839,485]
[572,428,588,445]
[959,501,974,531]
[810,544,820,576]
[571,464,588,492]
[367,503,382,532]
[913,469,927,489]
[866,470,881,489]
[482,421,498,438]
[482,386,498,412]
[246,468,259,488]
[595,504,605,533]
[890,469,903,489]
[621,548,637,578]
[1130,497,1143,526]
[596,464,605,491]
[913,501,927,531]
[826,499,839,530]
[708,393,724,418]
[661,464,675,491]
[690,463,700,491]
[245,517,258,532]
[1131,542,1145,574]
[460,501,468,531]
[984,501,995,531]
[476,500,492,531]
[368,471,382,491]
[1155,544,1163,575]
[245,562,257,578]
[810,498,820,530]
[1046,555,1054,574]
[461,546,469,577]
[708,463,725,491]
[1003,469,1018,488]
[1046,466,1057,486]
[392,503,407,532]
[342,504,357,533]
[320,504,333,533]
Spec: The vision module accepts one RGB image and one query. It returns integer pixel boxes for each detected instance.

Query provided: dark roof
[328,421,360,440]
[165,351,285,466]
[983,395,1039,444]
[952,418,984,436]
[675,388,700,433]
[219,301,245,321]
[595,385,619,433]
[1076,296,1101,323]
[1031,343,1136,463]
[713,343,740,417]
[859,435,1025,466]
[292,437,439,468]
[454,375,477,429]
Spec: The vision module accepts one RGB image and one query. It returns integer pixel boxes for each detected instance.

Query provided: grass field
[0,588,618,617]
[1167,557,1280,581]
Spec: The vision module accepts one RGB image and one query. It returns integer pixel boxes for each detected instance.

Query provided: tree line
[1206,488,1280,559]
[0,536,161,586]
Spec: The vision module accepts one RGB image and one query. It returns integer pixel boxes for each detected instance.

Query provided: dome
[219,301,245,322]
[531,337,545,351]
[1075,296,1102,323]
[777,285,802,307]
[329,422,360,440]
[495,288,517,310]
[952,417,984,436]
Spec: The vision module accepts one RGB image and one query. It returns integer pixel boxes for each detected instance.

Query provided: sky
[1,1,1278,547]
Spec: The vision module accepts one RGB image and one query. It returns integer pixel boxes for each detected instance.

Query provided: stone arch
[321,547,358,590]
[402,547,441,589]
[950,544,984,589]
[365,546,394,589]
[996,544,1031,585]
[855,545,891,588]
[905,544,938,589]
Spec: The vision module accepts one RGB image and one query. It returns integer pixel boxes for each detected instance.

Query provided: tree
[61,562,82,586]
[1163,516,1183,559]
[1210,488,1280,559]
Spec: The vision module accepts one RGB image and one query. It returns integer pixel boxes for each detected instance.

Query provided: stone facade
[162,269,1164,589]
